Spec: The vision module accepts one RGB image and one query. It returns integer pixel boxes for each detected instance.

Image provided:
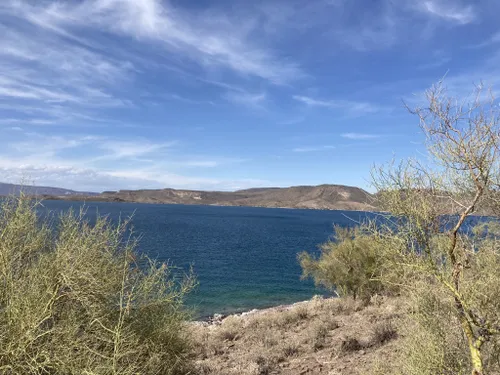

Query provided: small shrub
[282,342,300,357]
[310,323,329,350]
[222,331,240,341]
[295,305,309,319]
[255,355,275,375]
[340,337,363,352]
[299,226,396,301]
[196,362,214,375]
[277,309,306,327]
[332,296,363,315]
[262,334,279,348]
[371,321,398,346]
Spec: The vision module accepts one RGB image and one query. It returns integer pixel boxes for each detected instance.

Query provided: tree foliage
[371,82,500,375]
[302,81,500,375]
[298,225,396,301]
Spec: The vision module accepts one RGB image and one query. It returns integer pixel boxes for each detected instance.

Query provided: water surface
[41,200,376,317]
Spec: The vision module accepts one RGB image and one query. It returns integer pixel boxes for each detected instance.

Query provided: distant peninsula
[0,182,375,211]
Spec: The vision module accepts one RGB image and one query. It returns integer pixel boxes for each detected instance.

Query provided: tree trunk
[457,304,484,375]
[470,345,483,375]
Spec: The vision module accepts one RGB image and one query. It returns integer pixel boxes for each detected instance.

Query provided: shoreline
[193,297,326,326]
[38,196,377,213]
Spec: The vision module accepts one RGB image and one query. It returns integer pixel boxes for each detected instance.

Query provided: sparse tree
[298,225,396,301]
[372,81,500,375]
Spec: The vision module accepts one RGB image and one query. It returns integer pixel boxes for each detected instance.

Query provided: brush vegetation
[299,226,397,301]
[301,81,500,375]
[0,195,195,375]
[191,295,401,375]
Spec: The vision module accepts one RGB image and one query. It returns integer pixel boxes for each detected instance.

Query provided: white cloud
[341,133,381,140]
[223,91,267,109]
[418,0,476,24]
[0,118,58,126]
[0,163,271,193]
[292,145,336,153]
[293,95,384,115]
[417,50,452,70]
[0,132,258,191]
[0,20,133,126]
[468,31,500,49]
[94,140,177,161]
[168,158,248,168]
[7,0,301,85]
[316,0,479,51]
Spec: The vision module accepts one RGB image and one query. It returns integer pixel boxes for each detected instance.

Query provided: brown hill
[44,184,375,211]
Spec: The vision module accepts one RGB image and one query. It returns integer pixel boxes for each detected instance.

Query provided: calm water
[40,200,377,317]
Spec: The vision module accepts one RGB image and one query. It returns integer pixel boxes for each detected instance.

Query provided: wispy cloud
[418,0,476,24]
[93,140,176,161]
[0,0,307,132]
[278,116,306,125]
[333,8,399,51]
[320,0,479,51]
[0,131,258,191]
[417,50,452,70]
[0,21,133,126]
[293,95,384,116]
[223,91,267,109]
[161,93,215,106]
[292,145,336,153]
[0,162,270,193]
[341,133,381,140]
[7,0,301,85]
[468,31,500,49]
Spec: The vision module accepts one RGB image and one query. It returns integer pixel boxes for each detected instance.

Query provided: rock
[240,309,259,317]
[209,313,226,325]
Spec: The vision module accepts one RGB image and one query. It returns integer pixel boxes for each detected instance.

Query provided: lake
[40,200,377,318]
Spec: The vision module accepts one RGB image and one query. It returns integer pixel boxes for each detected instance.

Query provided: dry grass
[191,295,403,375]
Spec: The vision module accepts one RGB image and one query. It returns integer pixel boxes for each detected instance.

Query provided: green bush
[298,225,396,301]
[0,195,195,375]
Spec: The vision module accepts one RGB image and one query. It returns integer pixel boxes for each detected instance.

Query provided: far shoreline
[36,195,379,213]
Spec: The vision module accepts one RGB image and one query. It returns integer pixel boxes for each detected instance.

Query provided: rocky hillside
[191,296,402,375]
[50,184,375,211]
[0,182,96,197]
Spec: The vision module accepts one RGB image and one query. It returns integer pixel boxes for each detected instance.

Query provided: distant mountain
[48,184,376,211]
[0,182,97,197]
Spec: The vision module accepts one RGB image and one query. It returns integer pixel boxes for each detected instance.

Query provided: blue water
[39,200,377,317]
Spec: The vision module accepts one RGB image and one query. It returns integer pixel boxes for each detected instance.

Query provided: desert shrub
[386,279,470,375]
[254,355,275,375]
[218,327,240,342]
[394,230,500,374]
[295,305,309,320]
[281,342,300,357]
[309,322,329,350]
[370,81,500,375]
[371,320,398,347]
[340,336,363,353]
[0,195,195,375]
[299,226,397,301]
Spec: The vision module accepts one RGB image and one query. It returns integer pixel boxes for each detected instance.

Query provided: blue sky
[0,0,499,192]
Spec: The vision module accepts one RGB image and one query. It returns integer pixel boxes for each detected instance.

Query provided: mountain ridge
[29,184,376,211]
[0,182,97,197]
